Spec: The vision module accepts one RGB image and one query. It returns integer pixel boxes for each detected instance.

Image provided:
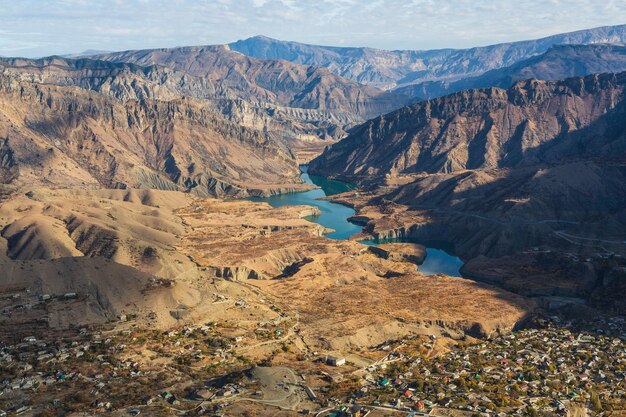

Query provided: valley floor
[0,185,624,416]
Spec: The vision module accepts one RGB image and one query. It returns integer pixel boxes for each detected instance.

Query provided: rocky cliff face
[310,72,626,181]
[0,56,226,101]
[230,25,626,90]
[0,137,18,183]
[92,45,409,124]
[0,74,301,196]
[0,56,375,142]
[312,71,626,302]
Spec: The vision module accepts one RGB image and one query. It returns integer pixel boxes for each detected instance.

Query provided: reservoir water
[249,165,463,276]
[249,165,360,240]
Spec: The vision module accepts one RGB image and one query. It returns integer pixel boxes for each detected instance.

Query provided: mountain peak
[240,35,285,44]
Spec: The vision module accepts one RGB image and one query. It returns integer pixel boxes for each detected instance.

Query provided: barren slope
[93,45,409,121]
[0,186,533,346]
[310,72,626,180]
[177,198,534,350]
[0,74,303,196]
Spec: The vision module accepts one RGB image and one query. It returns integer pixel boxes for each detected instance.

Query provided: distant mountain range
[396,43,626,99]
[3,24,626,197]
[230,24,626,92]
[62,49,112,58]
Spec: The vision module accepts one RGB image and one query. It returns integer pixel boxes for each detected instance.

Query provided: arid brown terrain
[0,71,305,196]
[1,23,626,417]
[0,187,532,341]
[310,72,626,307]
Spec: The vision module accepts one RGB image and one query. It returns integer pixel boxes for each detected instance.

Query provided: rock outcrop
[367,242,426,265]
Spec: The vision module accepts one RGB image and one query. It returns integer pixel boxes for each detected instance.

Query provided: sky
[1,0,625,58]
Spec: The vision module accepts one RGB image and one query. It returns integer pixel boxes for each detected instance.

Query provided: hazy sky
[1,0,625,57]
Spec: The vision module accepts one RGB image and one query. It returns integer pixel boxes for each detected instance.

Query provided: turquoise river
[249,165,463,276]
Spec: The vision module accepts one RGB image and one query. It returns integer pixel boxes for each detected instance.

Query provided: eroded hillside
[0,187,533,346]
[310,72,626,180]
[0,74,305,196]
[310,72,626,308]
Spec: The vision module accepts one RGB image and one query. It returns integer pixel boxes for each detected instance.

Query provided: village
[322,315,626,417]
[0,305,624,416]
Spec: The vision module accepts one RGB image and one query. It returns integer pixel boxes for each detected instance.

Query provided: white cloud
[0,0,624,57]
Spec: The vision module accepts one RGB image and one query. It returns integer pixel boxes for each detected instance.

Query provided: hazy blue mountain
[230,24,626,90]
[62,49,113,58]
[397,43,626,99]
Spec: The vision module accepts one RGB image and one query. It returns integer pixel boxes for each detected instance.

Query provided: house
[195,389,213,400]
[325,355,346,366]
[217,389,232,397]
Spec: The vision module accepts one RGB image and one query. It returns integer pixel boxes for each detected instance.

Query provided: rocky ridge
[91,45,410,137]
[0,56,375,145]
[310,72,626,304]
[398,43,626,99]
[310,72,626,180]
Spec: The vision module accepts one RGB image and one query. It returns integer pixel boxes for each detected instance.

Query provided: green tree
[525,406,537,417]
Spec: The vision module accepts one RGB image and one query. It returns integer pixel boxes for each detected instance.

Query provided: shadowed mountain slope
[310,72,626,181]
